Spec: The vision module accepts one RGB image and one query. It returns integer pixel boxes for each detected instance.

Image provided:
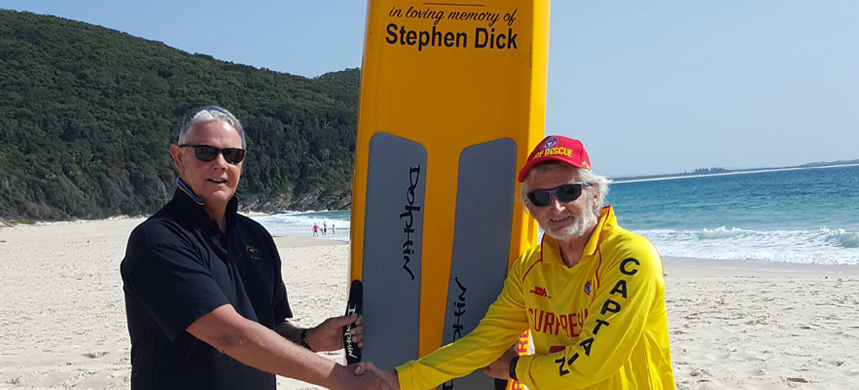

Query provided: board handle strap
[344,280,364,364]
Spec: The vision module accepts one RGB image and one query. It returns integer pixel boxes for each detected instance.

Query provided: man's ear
[589,186,601,211]
[169,144,184,172]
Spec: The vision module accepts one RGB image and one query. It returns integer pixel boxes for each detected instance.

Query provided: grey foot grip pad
[361,132,427,370]
[438,138,517,390]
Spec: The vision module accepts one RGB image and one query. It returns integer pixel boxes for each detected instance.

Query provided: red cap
[518,136,592,182]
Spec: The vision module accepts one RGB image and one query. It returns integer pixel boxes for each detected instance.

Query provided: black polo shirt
[121,179,293,390]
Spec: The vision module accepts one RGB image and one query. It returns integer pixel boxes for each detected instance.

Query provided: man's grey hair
[178,106,246,148]
[520,161,612,214]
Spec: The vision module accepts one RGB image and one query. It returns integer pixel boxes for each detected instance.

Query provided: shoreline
[272,235,349,248]
[664,256,859,276]
[1,217,855,272]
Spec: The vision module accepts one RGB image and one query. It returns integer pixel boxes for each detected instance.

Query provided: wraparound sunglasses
[527,183,590,207]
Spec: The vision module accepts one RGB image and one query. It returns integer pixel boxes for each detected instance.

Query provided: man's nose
[211,152,228,169]
[548,195,565,212]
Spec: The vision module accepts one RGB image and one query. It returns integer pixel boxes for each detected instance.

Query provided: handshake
[335,362,399,390]
[297,307,519,390]
[331,347,520,390]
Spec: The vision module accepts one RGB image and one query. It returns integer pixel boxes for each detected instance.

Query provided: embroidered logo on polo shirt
[246,246,261,260]
[584,280,592,295]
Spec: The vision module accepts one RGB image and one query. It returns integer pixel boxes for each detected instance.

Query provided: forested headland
[0,10,361,221]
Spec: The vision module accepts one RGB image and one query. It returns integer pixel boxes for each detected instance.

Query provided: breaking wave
[640,226,859,265]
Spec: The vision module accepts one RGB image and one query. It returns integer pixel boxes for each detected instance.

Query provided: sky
[4,1,858,177]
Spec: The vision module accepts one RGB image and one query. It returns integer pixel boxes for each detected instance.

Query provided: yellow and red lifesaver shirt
[396,206,675,389]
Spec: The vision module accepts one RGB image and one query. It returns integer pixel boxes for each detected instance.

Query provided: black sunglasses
[527,183,590,207]
[180,144,246,164]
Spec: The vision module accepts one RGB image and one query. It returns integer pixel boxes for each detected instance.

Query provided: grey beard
[541,203,598,241]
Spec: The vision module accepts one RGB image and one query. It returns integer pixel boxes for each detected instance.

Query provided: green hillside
[0,10,360,221]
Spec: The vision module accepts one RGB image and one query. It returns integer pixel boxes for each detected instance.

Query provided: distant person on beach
[120,106,381,390]
[313,223,319,237]
[323,221,328,236]
[332,224,336,235]
[355,136,675,389]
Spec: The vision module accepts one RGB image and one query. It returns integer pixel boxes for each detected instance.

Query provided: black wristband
[300,329,313,351]
[509,356,519,381]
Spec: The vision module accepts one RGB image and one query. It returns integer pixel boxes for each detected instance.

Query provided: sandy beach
[1,218,857,389]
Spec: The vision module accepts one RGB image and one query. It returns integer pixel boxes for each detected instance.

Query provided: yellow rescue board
[346,1,550,389]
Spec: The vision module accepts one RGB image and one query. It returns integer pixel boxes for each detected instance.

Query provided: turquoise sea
[253,164,859,265]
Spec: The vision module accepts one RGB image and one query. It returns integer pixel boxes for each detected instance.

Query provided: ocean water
[609,164,859,265]
[253,164,859,265]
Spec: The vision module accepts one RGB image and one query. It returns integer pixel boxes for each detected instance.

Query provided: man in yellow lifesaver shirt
[356,135,675,390]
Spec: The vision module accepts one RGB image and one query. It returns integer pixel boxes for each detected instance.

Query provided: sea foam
[640,227,859,265]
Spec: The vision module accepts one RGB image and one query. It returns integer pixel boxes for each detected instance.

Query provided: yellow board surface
[348,1,550,386]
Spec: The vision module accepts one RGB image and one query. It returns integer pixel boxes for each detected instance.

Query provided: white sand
[1,218,858,389]
[664,260,859,389]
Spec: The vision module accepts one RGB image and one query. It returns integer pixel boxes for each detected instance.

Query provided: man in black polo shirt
[121,106,385,390]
